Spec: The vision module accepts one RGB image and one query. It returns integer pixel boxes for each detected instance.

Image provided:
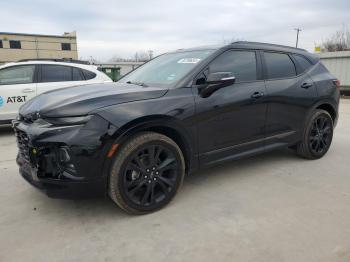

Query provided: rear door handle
[251,92,264,99]
[22,88,35,93]
[301,82,313,89]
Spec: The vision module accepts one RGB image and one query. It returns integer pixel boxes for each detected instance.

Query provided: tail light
[333,79,340,88]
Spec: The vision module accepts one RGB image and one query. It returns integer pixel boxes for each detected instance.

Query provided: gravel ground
[0,99,350,262]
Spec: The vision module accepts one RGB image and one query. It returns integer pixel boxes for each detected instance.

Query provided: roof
[0,32,76,39]
[0,60,98,71]
[176,41,308,54]
[172,41,318,63]
[229,41,307,53]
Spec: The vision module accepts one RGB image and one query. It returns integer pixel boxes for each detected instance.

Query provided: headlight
[44,115,93,126]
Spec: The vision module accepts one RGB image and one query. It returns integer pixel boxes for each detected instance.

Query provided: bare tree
[108,56,127,62]
[321,25,350,52]
[134,51,151,62]
[221,36,244,44]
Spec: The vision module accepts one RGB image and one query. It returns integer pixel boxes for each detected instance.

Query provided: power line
[294,28,302,48]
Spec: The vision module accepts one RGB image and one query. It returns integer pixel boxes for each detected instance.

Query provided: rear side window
[264,52,296,79]
[292,54,313,74]
[41,65,72,82]
[0,40,3,48]
[0,65,35,85]
[72,67,84,81]
[209,50,257,82]
[81,69,97,80]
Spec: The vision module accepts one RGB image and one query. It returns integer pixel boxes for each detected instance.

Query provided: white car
[0,60,112,123]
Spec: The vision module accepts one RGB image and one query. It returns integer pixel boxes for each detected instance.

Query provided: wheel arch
[315,103,337,122]
[107,115,197,175]
[306,100,338,125]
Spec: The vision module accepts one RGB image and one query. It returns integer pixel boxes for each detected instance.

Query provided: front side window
[119,50,214,88]
[208,50,257,82]
[0,65,35,85]
[0,40,3,48]
[41,65,72,82]
[9,40,21,49]
[264,52,296,79]
[61,43,71,51]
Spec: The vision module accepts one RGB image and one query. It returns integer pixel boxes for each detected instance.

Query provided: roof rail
[17,58,90,65]
[231,41,307,52]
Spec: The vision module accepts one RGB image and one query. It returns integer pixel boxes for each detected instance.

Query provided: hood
[19,83,168,118]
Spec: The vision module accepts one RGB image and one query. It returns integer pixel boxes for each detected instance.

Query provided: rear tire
[296,109,333,159]
[108,132,185,214]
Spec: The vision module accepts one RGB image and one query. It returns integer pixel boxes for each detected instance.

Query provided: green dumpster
[99,67,121,82]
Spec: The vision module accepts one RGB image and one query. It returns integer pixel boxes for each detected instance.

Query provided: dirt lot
[1,100,350,262]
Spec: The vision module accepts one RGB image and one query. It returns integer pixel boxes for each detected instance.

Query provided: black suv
[13,42,340,214]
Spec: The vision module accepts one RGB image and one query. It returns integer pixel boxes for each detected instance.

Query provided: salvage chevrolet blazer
[13,42,340,214]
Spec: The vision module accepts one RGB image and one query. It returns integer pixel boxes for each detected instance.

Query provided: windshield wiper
[126,81,148,87]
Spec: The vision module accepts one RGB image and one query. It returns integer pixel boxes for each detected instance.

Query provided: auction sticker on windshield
[177,58,201,64]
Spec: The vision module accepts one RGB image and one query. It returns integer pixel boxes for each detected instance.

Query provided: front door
[193,50,267,166]
[0,65,37,121]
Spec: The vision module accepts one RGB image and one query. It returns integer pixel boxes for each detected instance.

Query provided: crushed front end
[13,114,116,198]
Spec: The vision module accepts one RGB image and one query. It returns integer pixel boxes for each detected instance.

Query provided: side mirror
[200,72,235,98]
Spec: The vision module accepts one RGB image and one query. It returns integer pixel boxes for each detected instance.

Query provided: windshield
[119,50,214,88]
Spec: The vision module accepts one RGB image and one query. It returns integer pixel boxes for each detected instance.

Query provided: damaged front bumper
[13,115,115,198]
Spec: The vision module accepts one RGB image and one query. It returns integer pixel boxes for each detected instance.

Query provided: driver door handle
[251,92,264,99]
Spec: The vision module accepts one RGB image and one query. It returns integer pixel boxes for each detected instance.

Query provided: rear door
[262,51,318,147]
[36,64,87,95]
[0,65,37,121]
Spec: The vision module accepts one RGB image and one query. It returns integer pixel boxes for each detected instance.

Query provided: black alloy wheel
[297,109,334,159]
[109,132,185,214]
[308,115,333,155]
[123,144,179,207]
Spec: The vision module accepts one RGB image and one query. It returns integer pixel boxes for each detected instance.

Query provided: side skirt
[199,131,296,168]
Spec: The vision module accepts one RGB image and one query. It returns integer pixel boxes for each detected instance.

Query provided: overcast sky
[1,0,349,61]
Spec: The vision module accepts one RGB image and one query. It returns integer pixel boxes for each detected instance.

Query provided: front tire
[108,132,185,214]
[297,109,334,159]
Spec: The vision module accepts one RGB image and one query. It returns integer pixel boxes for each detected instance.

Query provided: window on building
[41,65,72,82]
[0,40,3,48]
[61,43,71,51]
[0,65,35,85]
[264,52,296,79]
[209,50,257,82]
[9,40,21,49]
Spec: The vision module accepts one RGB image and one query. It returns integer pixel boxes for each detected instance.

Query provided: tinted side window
[41,65,72,82]
[82,69,97,80]
[264,52,296,79]
[72,67,84,81]
[209,50,257,82]
[0,65,35,85]
[293,54,313,73]
[0,40,3,48]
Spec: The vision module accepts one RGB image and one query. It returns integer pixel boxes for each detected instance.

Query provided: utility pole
[294,28,302,48]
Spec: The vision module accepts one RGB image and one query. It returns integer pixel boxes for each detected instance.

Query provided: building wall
[0,32,78,63]
[319,51,350,87]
